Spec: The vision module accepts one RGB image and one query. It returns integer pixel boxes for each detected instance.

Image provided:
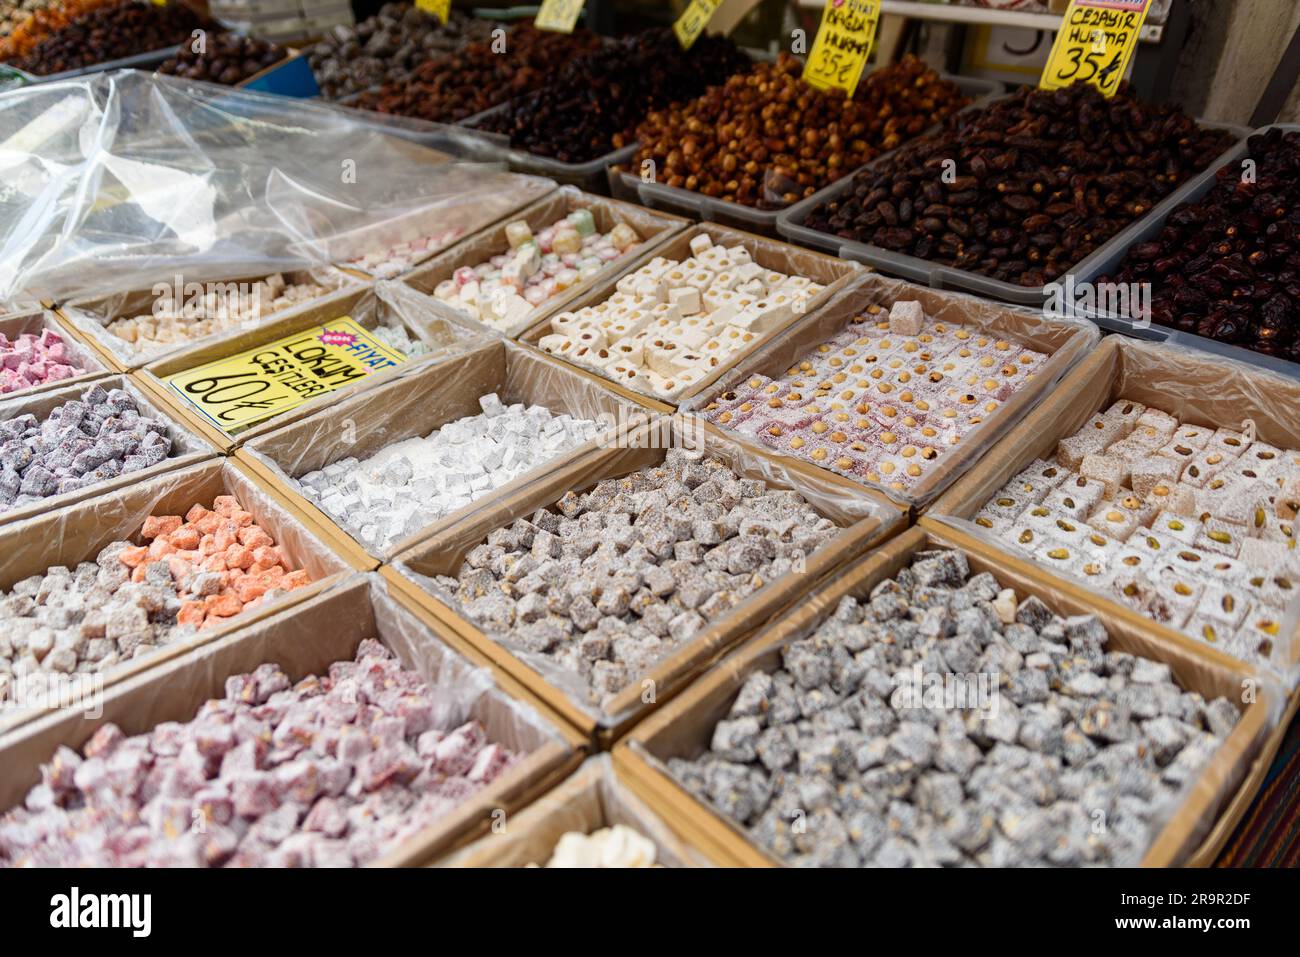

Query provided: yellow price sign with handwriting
[535,0,585,33]
[673,0,722,51]
[802,0,881,98]
[165,318,409,434]
[1040,0,1151,98]
[415,0,450,24]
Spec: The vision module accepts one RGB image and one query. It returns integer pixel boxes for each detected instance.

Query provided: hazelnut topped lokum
[969,398,1300,668]
[537,232,825,401]
[432,213,644,334]
[669,549,1240,867]
[432,447,840,709]
[699,301,1048,497]
[0,641,521,867]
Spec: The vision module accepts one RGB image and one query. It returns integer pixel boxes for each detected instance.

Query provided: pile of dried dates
[803,83,1237,287]
[476,28,751,165]
[1101,127,1300,360]
[159,31,286,86]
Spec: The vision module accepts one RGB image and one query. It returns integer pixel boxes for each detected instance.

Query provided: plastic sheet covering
[392,415,905,731]
[0,458,352,737]
[678,274,1100,508]
[438,755,712,867]
[926,336,1300,689]
[0,573,577,867]
[0,70,553,303]
[239,338,660,563]
[626,526,1284,868]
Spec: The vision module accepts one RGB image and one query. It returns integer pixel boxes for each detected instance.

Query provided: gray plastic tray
[776,104,1249,306]
[24,47,180,83]
[1070,123,1300,381]
[607,74,1004,236]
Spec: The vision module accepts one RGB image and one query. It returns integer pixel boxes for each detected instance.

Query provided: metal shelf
[796,1,1164,44]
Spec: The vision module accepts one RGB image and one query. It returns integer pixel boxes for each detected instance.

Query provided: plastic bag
[0,70,553,303]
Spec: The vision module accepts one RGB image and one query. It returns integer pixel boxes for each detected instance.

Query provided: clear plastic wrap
[925,336,1300,690]
[0,307,111,398]
[517,222,867,406]
[0,573,581,867]
[390,415,905,737]
[0,372,215,527]
[436,755,714,867]
[622,525,1286,868]
[0,458,352,738]
[137,279,492,448]
[238,338,661,565]
[678,274,1100,509]
[402,185,690,339]
[58,266,362,370]
[0,70,554,303]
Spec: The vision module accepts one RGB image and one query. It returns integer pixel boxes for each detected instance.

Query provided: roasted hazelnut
[630,55,968,210]
[805,82,1237,287]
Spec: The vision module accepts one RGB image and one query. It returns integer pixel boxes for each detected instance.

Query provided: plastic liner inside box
[925,336,1300,689]
[438,755,712,867]
[0,309,110,400]
[403,185,689,339]
[58,266,362,371]
[238,338,661,565]
[0,458,352,739]
[0,574,581,867]
[0,373,215,528]
[389,415,904,740]
[137,280,492,450]
[517,222,866,407]
[677,274,1100,510]
[0,71,544,304]
[621,526,1282,868]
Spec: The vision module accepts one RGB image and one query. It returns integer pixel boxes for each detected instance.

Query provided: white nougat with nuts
[538,234,824,400]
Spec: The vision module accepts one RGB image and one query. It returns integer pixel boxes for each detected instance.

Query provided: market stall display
[158,32,287,85]
[353,23,603,125]
[627,55,970,211]
[308,4,494,102]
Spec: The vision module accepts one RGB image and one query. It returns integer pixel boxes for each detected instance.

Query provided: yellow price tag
[673,0,723,51]
[1040,0,1151,98]
[150,0,166,6]
[415,0,450,24]
[535,0,585,33]
[165,318,409,434]
[802,0,881,98]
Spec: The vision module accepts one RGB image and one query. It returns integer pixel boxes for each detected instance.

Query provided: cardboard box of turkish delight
[676,274,1101,512]
[0,457,354,740]
[0,575,585,867]
[923,337,1300,684]
[437,755,717,867]
[236,339,663,571]
[134,282,490,452]
[58,268,362,372]
[617,525,1277,868]
[404,185,691,340]
[385,415,906,746]
[519,223,868,408]
[0,309,112,400]
[0,374,215,529]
